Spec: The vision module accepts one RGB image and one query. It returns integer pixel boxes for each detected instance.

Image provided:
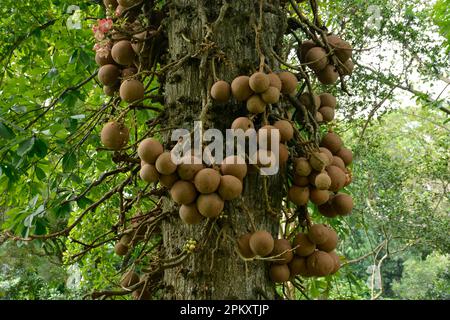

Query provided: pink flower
[98,19,113,33]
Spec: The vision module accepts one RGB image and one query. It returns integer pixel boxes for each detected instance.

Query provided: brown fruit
[277,71,298,94]
[294,157,312,176]
[231,76,253,101]
[300,92,321,110]
[270,239,293,264]
[328,251,341,274]
[211,80,231,102]
[122,67,137,78]
[308,224,329,245]
[120,270,139,288]
[332,156,346,171]
[268,73,282,90]
[328,36,352,63]
[320,132,343,154]
[170,180,197,204]
[318,196,338,218]
[179,203,203,224]
[261,86,280,104]
[237,233,256,259]
[327,35,341,48]
[111,40,135,66]
[194,168,221,194]
[309,188,330,205]
[137,138,163,164]
[317,64,339,85]
[332,193,353,215]
[273,120,294,142]
[279,144,289,165]
[299,40,316,62]
[114,242,128,256]
[293,233,316,257]
[289,256,310,277]
[319,147,334,165]
[269,264,290,283]
[249,72,270,93]
[315,111,323,123]
[319,93,337,108]
[336,40,353,63]
[98,64,120,86]
[336,147,353,166]
[159,173,178,188]
[196,193,224,218]
[326,165,346,192]
[177,156,204,180]
[103,85,118,97]
[293,175,309,187]
[120,79,144,103]
[218,175,243,200]
[231,117,254,132]
[309,152,329,171]
[220,156,247,180]
[258,125,280,150]
[140,164,159,183]
[95,50,114,66]
[155,152,177,175]
[306,251,334,276]
[100,121,129,150]
[305,47,328,72]
[288,185,309,206]
[342,59,354,76]
[319,106,335,122]
[119,234,132,245]
[249,230,274,257]
[317,226,338,252]
[314,172,331,190]
[247,95,266,114]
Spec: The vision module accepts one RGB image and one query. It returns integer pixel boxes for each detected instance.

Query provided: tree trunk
[161,0,286,299]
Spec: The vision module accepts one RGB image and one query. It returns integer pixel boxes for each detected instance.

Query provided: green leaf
[0,122,15,139]
[17,137,35,156]
[35,166,46,180]
[32,138,48,158]
[62,152,77,172]
[56,202,72,217]
[77,196,93,209]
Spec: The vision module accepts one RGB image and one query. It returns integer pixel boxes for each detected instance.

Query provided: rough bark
[161,0,287,300]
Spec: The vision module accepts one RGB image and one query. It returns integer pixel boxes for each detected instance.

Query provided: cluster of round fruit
[298,35,354,85]
[210,71,298,113]
[231,117,294,167]
[288,130,354,217]
[94,1,149,102]
[288,224,340,279]
[298,92,337,124]
[136,138,248,223]
[96,38,145,102]
[236,224,340,283]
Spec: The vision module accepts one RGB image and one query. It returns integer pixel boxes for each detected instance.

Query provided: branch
[25,71,99,129]
[356,62,450,115]
[0,19,58,86]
